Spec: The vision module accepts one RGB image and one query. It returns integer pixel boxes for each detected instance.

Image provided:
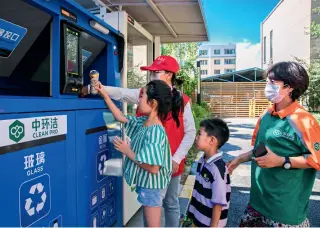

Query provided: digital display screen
[66,28,79,76]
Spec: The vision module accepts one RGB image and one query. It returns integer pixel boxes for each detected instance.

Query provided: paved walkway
[126,118,320,227]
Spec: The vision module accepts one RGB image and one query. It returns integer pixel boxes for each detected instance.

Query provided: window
[82,32,107,80]
[200,60,208,65]
[224,49,236,54]
[214,49,220,55]
[214,60,221,65]
[224,59,236,65]
[225,69,235,73]
[199,50,208,56]
[214,70,221,75]
[270,30,273,60]
[264,36,266,64]
[200,70,208,75]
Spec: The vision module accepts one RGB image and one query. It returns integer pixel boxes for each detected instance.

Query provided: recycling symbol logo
[25,183,47,216]
[99,154,107,175]
[9,120,25,143]
[19,174,51,228]
[273,129,282,137]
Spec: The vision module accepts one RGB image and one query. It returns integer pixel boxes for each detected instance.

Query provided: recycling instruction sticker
[0,115,67,147]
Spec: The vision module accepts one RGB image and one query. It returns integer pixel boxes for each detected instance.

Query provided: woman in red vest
[85,55,196,227]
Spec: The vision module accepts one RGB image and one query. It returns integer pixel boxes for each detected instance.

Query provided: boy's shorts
[136,186,167,207]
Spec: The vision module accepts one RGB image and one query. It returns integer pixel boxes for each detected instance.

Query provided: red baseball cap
[140,55,180,73]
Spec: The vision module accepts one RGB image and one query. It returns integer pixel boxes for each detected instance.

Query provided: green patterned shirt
[123,116,172,189]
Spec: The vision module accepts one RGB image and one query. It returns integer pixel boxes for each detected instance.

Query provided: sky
[202,0,279,69]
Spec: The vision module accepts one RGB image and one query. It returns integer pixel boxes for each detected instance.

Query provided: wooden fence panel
[201,82,270,118]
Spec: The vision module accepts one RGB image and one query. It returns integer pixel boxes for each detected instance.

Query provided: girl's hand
[172,161,179,174]
[113,136,131,155]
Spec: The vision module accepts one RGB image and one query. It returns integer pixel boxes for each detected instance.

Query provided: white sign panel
[0,115,67,147]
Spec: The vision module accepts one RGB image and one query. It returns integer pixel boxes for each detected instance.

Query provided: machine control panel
[60,23,83,95]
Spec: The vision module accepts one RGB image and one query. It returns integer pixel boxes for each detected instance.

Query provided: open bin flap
[103,158,122,177]
[103,112,119,129]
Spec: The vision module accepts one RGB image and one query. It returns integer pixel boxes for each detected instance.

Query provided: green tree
[307,60,320,110]
[294,57,320,111]
[305,7,320,38]
[310,21,320,38]
[313,6,320,14]
[298,6,320,111]
[127,63,147,89]
[161,42,200,97]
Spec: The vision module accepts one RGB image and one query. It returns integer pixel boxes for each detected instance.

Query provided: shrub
[185,102,211,166]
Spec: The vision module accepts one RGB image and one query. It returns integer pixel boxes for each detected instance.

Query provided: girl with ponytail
[95,79,178,227]
[84,55,196,227]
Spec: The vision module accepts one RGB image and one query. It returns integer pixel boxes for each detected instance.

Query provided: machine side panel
[0,111,76,227]
[75,109,123,227]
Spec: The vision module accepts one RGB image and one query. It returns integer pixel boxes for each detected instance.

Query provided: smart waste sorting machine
[0,0,125,227]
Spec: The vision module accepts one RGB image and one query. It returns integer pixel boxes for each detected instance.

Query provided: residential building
[198,44,237,78]
[261,0,320,69]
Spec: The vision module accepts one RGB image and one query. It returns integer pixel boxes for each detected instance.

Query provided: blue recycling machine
[0,0,125,227]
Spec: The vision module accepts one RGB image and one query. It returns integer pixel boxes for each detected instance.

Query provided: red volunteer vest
[136,89,190,176]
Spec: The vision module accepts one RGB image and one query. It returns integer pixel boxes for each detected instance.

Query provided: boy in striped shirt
[188,118,231,227]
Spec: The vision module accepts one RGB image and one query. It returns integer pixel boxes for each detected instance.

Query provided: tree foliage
[310,21,320,38]
[127,63,147,89]
[298,6,320,111]
[161,42,200,97]
[312,6,320,15]
[294,57,320,111]
[306,60,320,111]
[310,7,320,39]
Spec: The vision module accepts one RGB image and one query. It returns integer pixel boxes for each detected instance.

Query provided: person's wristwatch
[282,156,291,169]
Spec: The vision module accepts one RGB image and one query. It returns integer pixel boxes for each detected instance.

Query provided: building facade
[261,0,320,69]
[198,44,236,78]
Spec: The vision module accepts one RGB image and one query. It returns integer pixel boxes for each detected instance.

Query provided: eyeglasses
[150,70,167,75]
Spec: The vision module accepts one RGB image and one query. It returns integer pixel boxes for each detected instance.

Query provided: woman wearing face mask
[83,55,196,227]
[227,62,320,227]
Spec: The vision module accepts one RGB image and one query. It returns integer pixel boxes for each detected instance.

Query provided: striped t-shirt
[188,152,231,227]
[123,115,172,189]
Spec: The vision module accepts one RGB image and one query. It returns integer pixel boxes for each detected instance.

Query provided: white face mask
[150,73,161,81]
[264,83,285,103]
[149,71,165,81]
